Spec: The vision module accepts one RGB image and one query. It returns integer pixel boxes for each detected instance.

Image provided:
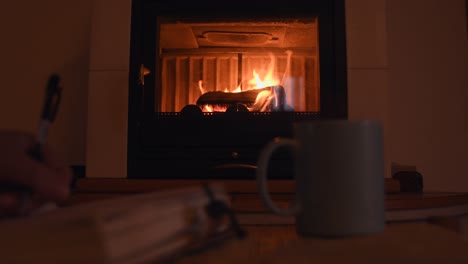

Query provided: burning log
[196,85,289,112]
[196,87,271,105]
[226,103,249,113]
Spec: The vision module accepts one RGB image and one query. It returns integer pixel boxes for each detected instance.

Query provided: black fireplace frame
[127,0,348,179]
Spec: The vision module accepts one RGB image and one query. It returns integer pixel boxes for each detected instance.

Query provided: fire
[198,80,206,94]
[249,90,275,112]
[198,51,291,112]
[247,53,279,90]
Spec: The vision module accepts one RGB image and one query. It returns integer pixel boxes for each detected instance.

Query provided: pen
[29,74,62,161]
[0,74,62,213]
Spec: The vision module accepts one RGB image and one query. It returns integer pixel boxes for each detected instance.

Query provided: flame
[246,53,280,90]
[198,52,289,112]
[248,90,275,112]
[231,86,242,93]
[203,104,212,112]
[244,53,280,111]
[202,104,229,112]
[198,80,205,94]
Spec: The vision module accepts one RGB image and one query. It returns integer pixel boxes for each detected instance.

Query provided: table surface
[70,179,468,212]
[69,179,468,263]
[177,223,468,263]
[69,179,468,226]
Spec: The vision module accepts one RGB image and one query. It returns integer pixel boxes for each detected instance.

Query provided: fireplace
[126,0,347,179]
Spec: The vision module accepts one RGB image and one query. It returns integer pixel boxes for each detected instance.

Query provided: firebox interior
[156,18,320,113]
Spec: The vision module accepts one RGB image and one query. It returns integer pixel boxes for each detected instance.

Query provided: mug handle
[256,138,300,216]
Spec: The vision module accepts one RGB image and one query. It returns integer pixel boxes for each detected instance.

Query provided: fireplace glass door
[128,0,347,179]
[156,18,320,114]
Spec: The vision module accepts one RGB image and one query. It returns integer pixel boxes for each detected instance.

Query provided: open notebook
[0,183,245,264]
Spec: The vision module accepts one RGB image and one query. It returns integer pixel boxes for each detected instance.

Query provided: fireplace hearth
[127,0,347,179]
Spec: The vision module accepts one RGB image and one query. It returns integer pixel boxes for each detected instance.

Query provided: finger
[27,145,72,201]
[0,133,72,202]
[38,145,73,187]
[28,202,58,216]
[4,130,36,149]
[0,193,21,213]
[4,130,38,154]
[39,144,68,171]
[0,132,37,184]
[11,160,71,202]
[0,193,46,217]
[19,193,47,214]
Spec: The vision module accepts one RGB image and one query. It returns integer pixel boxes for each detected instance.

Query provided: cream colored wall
[387,0,468,191]
[0,0,93,165]
[86,0,131,178]
[348,0,468,191]
[346,0,391,177]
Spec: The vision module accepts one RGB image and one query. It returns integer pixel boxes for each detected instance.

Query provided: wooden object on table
[0,184,234,264]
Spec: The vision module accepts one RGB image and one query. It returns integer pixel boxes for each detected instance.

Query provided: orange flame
[198,80,205,94]
[246,53,280,90]
[199,52,290,112]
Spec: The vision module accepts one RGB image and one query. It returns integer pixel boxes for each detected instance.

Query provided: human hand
[0,130,72,217]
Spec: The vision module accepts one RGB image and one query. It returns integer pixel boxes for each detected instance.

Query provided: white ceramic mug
[256,120,385,237]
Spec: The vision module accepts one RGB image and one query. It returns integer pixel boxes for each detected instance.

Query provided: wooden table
[177,223,468,263]
[68,179,468,263]
[70,179,468,230]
